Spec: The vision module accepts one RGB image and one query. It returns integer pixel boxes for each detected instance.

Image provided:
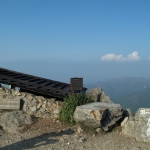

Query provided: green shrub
[59,93,93,124]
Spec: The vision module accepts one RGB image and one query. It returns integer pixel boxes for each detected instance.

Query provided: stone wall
[0,87,63,119]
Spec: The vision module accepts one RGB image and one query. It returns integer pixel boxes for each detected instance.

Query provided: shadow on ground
[0,128,75,150]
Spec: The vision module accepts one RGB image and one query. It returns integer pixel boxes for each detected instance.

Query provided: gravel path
[0,124,150,150]
[0,115,150,150]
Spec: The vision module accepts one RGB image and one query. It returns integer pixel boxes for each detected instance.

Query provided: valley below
[85,77,150,113]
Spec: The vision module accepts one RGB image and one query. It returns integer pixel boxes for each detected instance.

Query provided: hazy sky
[0,0,150,84]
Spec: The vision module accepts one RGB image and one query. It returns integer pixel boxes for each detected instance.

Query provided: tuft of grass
[59,93,93,124]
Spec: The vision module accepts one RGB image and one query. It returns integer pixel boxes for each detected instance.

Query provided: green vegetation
[59,93,93,124]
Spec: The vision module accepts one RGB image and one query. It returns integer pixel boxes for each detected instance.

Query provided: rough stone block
[122,108,150,142]
[122,120,135,138]
[0,111,33,133]
[135,108,150,142]
[74,102,123,131]
[86,88,113,103]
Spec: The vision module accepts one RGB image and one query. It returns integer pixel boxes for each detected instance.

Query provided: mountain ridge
[84,77,150,113]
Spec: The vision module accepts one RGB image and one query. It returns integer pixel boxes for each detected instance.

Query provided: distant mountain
[93,77,150,97]
[120,88,150,113]
[84,77,150,113]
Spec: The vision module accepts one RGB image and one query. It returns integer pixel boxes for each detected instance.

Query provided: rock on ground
[123,108,134,121]
[0,111,33,133]
[74,102,123,131]
[122,108,150,142]
[86,87,113,103]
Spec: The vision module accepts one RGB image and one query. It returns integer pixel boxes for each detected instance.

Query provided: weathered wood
[0,67,87,98]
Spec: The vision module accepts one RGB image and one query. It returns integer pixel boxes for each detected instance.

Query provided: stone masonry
[0,87,63,119]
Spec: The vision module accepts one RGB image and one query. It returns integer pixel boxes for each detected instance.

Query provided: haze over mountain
[119,88,150,113]
[84,77,150,113]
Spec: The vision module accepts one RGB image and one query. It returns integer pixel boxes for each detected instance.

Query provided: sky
[0,0,150,84]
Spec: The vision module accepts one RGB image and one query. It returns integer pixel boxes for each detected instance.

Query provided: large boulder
[74,102,123,131]
[122,119,135,138]
[122,108,150,142]
[86,88,113,103]
[0,111,33,133]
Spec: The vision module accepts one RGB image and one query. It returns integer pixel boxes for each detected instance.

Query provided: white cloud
[101,51,141,62]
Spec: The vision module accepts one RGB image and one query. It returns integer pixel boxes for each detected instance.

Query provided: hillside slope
[93,77,150,98]
[119,88,150,113]
[85,77,150,113]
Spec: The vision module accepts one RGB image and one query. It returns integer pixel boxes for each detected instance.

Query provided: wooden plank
[0,98,20,110]
[0,67,87,98]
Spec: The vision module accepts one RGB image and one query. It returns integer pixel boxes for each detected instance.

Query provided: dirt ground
[0,116,150,150]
